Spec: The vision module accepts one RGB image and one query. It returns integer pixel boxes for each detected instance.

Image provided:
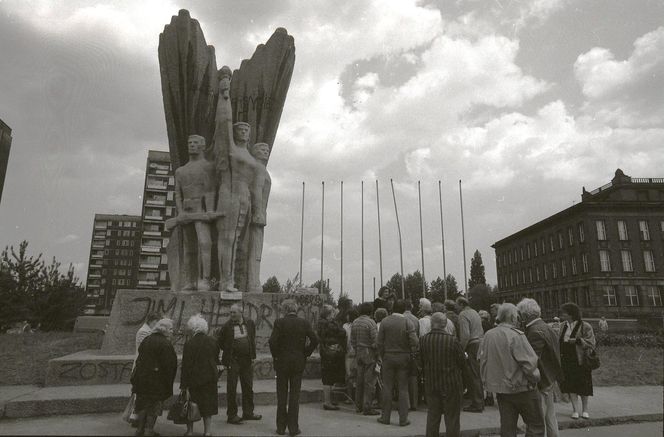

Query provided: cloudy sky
[0,0,662,302]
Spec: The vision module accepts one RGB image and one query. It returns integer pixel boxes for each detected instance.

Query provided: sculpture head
[233,122,251,145]
[219,65,232,81]
[250,142,270,163]
[187,134,206,156]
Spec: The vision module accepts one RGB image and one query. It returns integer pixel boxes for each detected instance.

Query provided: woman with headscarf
[181,314,221,436]
[317,304,347,410]
[131,318,177,436]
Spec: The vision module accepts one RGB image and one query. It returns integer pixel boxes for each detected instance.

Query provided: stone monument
[161,9,294,293]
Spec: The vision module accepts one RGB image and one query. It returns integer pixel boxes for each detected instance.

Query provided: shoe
[242,413,262,420]
[289,429,301,436]
[227,415,244,424]
[363,410,380,416]
[463,406,484,413]
[323,404,340,411]
[377,418,390,425]
[276,429,286,435]
[399,420,411,427]
[571,412,579,419]
[581,412,590,419]
[484,396,494,406]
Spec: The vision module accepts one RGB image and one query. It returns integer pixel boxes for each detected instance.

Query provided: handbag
[185,390,202,422]
[167,390,189,424]
[121,393,138,424]
[580,323,600,370]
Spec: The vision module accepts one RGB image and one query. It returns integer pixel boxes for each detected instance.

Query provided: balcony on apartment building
[91,251,104,259]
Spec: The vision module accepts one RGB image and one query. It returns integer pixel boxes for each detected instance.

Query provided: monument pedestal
[46,289,326,387]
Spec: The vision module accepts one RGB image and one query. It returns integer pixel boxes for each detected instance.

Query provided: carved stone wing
[158,9,219,170]
[230,28,295,164]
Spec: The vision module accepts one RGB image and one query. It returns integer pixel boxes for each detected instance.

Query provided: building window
[516,272,520,285]
[534,241,538,257]
[527,244,531,259]
[541,238,546,254]
[508,252,512,265]
[568,227,574,246]
[160,270,168,281]
[544,264,548,280]
[643,250,656,272]
[550,236,555,251]
[621,250,633,272]
[520,247,524,261]
[571,256,577,275]
[639,220,650,240]
[552,262,557,279]
[624,286,639,306]
[510,273,514,286]
[558,232,564,249]
[583,287,591,307]
[603,286,617,306]
[599,250,611,272]
[618,220,629,241]
[536,267,541,282]
[522,270,526,284]
[647,286,662,306]
[596,220,607,241]
[578,223,585,242]
[561,259,567,277]
[582,253,588,273]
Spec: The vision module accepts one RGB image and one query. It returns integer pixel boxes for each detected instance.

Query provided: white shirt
[562,321,578,342]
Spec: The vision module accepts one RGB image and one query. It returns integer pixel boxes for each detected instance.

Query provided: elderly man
[480,304,544,437]
[517,298,563,437]
[403,300,420,410]
[456,296,485,412]
[351,302,380,416]
[269,299,319,436]
[420,313,465,437]
[217,304,260,424]
[377,299,419,426]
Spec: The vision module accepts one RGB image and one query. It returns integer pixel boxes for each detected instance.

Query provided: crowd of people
[129,289,598,437]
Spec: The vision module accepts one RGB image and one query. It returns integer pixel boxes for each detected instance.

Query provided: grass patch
[594,346,663,386]
[0,331,103,386]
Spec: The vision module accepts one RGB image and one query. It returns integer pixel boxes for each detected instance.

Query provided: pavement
[0,385,661,436]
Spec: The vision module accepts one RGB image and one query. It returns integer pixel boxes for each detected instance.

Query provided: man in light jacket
[479,303,544,437]
[456,296,484,412]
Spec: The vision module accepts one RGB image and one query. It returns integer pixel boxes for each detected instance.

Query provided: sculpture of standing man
[246,142,271,293]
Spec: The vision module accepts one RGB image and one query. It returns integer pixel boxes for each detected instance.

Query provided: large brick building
[492,169,664,320]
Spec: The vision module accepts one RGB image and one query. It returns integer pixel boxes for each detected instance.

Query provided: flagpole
[320,181,325,294]
[373,276,376,301]
[299,182,305,287]
[390,179,406,300]
[438,180,447,300]
[340,180,343,296]
[459,179,468,294]
[418,181,426,297]
[361,180,365,304]
[376,180,383,286]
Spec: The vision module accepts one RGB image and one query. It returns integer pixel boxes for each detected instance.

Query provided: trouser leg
[355,361,365,411]
[425,391,443,437]
[396,357,410,423]
[541,386,559,437]
[381,355,396,422]
[276,370,288,431]
[519,390,545,437]
[288,372,303,433]
[465,342,484,410]
[226,363,239,418]
[443,391,462,437]
[497,393,520,437]
[238,357,254,416]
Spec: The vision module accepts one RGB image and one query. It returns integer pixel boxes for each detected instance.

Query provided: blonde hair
[186,314,208,335]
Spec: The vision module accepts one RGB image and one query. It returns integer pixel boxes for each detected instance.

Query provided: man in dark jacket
[420,312,465,437]
[269,299,318,436]
[131,318,177,437]
[217,303,261,424]
[518,298,563,437]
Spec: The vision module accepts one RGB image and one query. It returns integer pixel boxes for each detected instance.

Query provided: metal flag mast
[376,180,384,287]
[390,179,406,300]
[361,180,365,303]
[459,179,468,294]
[320,181,325,294]
[418,181,426,297]
[438,180,448,300]
[299,182,305,287]
[340,180,343,296]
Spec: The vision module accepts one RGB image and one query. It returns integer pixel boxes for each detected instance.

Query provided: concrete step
[2,379,324,419]
[45,351,321,386]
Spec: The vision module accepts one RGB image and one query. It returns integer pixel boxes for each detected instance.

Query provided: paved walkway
[0,386,661,436]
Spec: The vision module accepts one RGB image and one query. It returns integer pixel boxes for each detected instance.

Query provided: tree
[310,279,331,295]
[444,274,461,300]
[468,284,496,312]
[0,241,86,331]
[468,250,486,289]
[386,272,404,299]
[262,276,281,293]
[404,270,428,304]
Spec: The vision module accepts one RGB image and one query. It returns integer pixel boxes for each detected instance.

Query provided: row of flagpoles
[297,180,468,303]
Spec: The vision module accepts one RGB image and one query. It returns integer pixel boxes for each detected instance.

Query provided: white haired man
[217,303,260,424]
[517,298,563,437]
[479,304,544,437]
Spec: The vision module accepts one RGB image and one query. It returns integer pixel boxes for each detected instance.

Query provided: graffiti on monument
[57,360,134,383]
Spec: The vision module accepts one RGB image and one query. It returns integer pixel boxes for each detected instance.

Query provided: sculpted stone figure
[172,135,218,291]
[246,142,271,293]
[214,66,260,292]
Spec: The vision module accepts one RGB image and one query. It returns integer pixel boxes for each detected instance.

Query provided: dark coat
[419,329,465,395]
[525,318,563,389]
[131,332,177,401]
[217,318,256,366]
[269,313,318,374]
[180,332,220,389]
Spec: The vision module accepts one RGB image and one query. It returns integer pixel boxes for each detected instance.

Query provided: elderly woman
[131,318,177,437]
[318,304,347,410]
[181,314,221,436]
[559,302,595,420]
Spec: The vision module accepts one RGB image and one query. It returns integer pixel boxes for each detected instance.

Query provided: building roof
[147,150,170,162]
[93,213,141,221]
[492,169,664,248]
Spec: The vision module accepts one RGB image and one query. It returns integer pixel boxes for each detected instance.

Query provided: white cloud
[55,234,79,244]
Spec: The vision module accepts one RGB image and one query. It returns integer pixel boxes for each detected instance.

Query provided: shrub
[596,332,664,348]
